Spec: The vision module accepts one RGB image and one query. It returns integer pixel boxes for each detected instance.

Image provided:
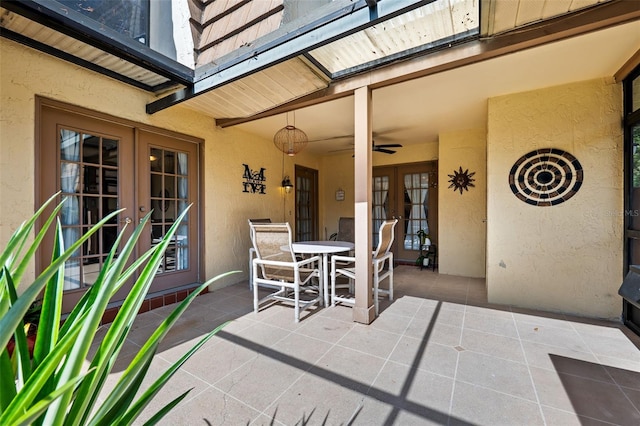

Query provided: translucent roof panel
[308,0,479,78]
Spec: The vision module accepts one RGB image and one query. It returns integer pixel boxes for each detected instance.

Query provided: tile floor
[98,266,640,425]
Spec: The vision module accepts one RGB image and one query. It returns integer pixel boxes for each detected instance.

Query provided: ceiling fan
[327,141,404,155]
[307,128,406,155]
[372,142,403,154]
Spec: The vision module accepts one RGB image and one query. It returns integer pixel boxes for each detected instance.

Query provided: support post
[352,86,375,324]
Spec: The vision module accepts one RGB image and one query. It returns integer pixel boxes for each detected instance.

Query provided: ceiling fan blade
[375,148,397,154]
[307,135,353,143]
[328,148,355,153]
[375,143,403,148]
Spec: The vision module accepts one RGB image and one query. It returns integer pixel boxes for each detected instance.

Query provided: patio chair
[250,222,322,322]
[329,217,355,242]
[248,218,271,290]
[330,219,397,315]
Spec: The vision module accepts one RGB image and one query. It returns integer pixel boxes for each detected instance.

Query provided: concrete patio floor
[99,266,640,425]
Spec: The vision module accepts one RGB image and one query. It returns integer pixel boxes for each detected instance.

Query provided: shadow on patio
[96,265,640,425]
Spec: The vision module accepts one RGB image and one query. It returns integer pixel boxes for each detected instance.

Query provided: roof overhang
[146,0,459,115]
[0,0,194,93]
[215,0,640,128]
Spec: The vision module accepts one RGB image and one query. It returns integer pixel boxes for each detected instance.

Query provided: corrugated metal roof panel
[308,0,479,74]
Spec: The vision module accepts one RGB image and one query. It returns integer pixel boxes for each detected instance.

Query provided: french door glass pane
[150,147,189,272]
[296,175,312,241]
[59,128,119,290]
[372,176,389,246]
[403,172,429,250]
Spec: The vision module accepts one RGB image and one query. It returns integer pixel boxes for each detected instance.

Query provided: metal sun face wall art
[448,167,476,194]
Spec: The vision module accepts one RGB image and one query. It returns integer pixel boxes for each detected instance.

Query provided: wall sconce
[282,176,293,193]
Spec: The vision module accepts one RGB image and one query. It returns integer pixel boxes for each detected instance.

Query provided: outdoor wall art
[242,163,266,194]
[508,148,583,206]
[447,167,476,194]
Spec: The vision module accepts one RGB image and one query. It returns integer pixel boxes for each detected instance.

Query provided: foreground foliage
[0,194,236,425]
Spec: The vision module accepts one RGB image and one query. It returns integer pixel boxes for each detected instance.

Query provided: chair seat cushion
[264,266,316,282]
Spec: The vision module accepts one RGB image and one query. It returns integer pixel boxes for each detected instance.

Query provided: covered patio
[2,1,640,422]
[97,267,640,425]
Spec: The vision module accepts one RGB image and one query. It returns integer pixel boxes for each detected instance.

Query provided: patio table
[285,241,355,307]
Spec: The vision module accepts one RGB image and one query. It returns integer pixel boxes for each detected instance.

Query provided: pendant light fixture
[273,111,308,156]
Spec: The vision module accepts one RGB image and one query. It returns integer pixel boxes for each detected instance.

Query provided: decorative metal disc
[508,148,583,206]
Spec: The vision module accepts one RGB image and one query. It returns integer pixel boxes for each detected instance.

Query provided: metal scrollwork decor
[242,164,266,194]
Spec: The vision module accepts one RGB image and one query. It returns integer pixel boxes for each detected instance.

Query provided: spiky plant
[0,194,237,425]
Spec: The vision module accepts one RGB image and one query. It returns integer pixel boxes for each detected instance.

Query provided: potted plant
[417,229,431,246]
[0,193,237,425]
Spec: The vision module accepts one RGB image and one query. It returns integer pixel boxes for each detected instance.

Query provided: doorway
[38,100,201,313]
[295,165,319,241]
[373,162,438,263]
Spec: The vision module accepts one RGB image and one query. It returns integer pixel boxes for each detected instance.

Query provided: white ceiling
[228,19,639,156]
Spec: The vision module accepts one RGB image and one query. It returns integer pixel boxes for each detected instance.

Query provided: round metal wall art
[508,148,583,206]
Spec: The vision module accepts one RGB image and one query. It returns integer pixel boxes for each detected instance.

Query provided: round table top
[287,240,354,254]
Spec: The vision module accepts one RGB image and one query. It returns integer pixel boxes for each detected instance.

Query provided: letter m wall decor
[242,164,266,194]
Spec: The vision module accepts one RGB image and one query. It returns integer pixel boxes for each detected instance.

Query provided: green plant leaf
[2,197,240,426]
[64,212,155,425]
[0,192,59,274]
[119,325,224,425]
[32,222,64,370]
[0,322,84,424]
[6,369,92,426]
[0,208,121,353]
[11,197,65,290]
[4,267,33,387]
[0,343,17,411]
[140,389,192,426]
[91,272,237,424]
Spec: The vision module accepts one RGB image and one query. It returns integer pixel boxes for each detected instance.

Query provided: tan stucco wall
[0,38,296,289]
[486,78,624,320]
[321,153,356,238]
[439,129,487,278]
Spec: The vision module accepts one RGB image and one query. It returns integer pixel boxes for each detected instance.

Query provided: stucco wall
[321,153,356,238]
[0,38,295,290]
[439,129,487,278]
[486,78,624,320]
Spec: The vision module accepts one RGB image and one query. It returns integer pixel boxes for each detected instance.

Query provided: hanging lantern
[273,125,308,156]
